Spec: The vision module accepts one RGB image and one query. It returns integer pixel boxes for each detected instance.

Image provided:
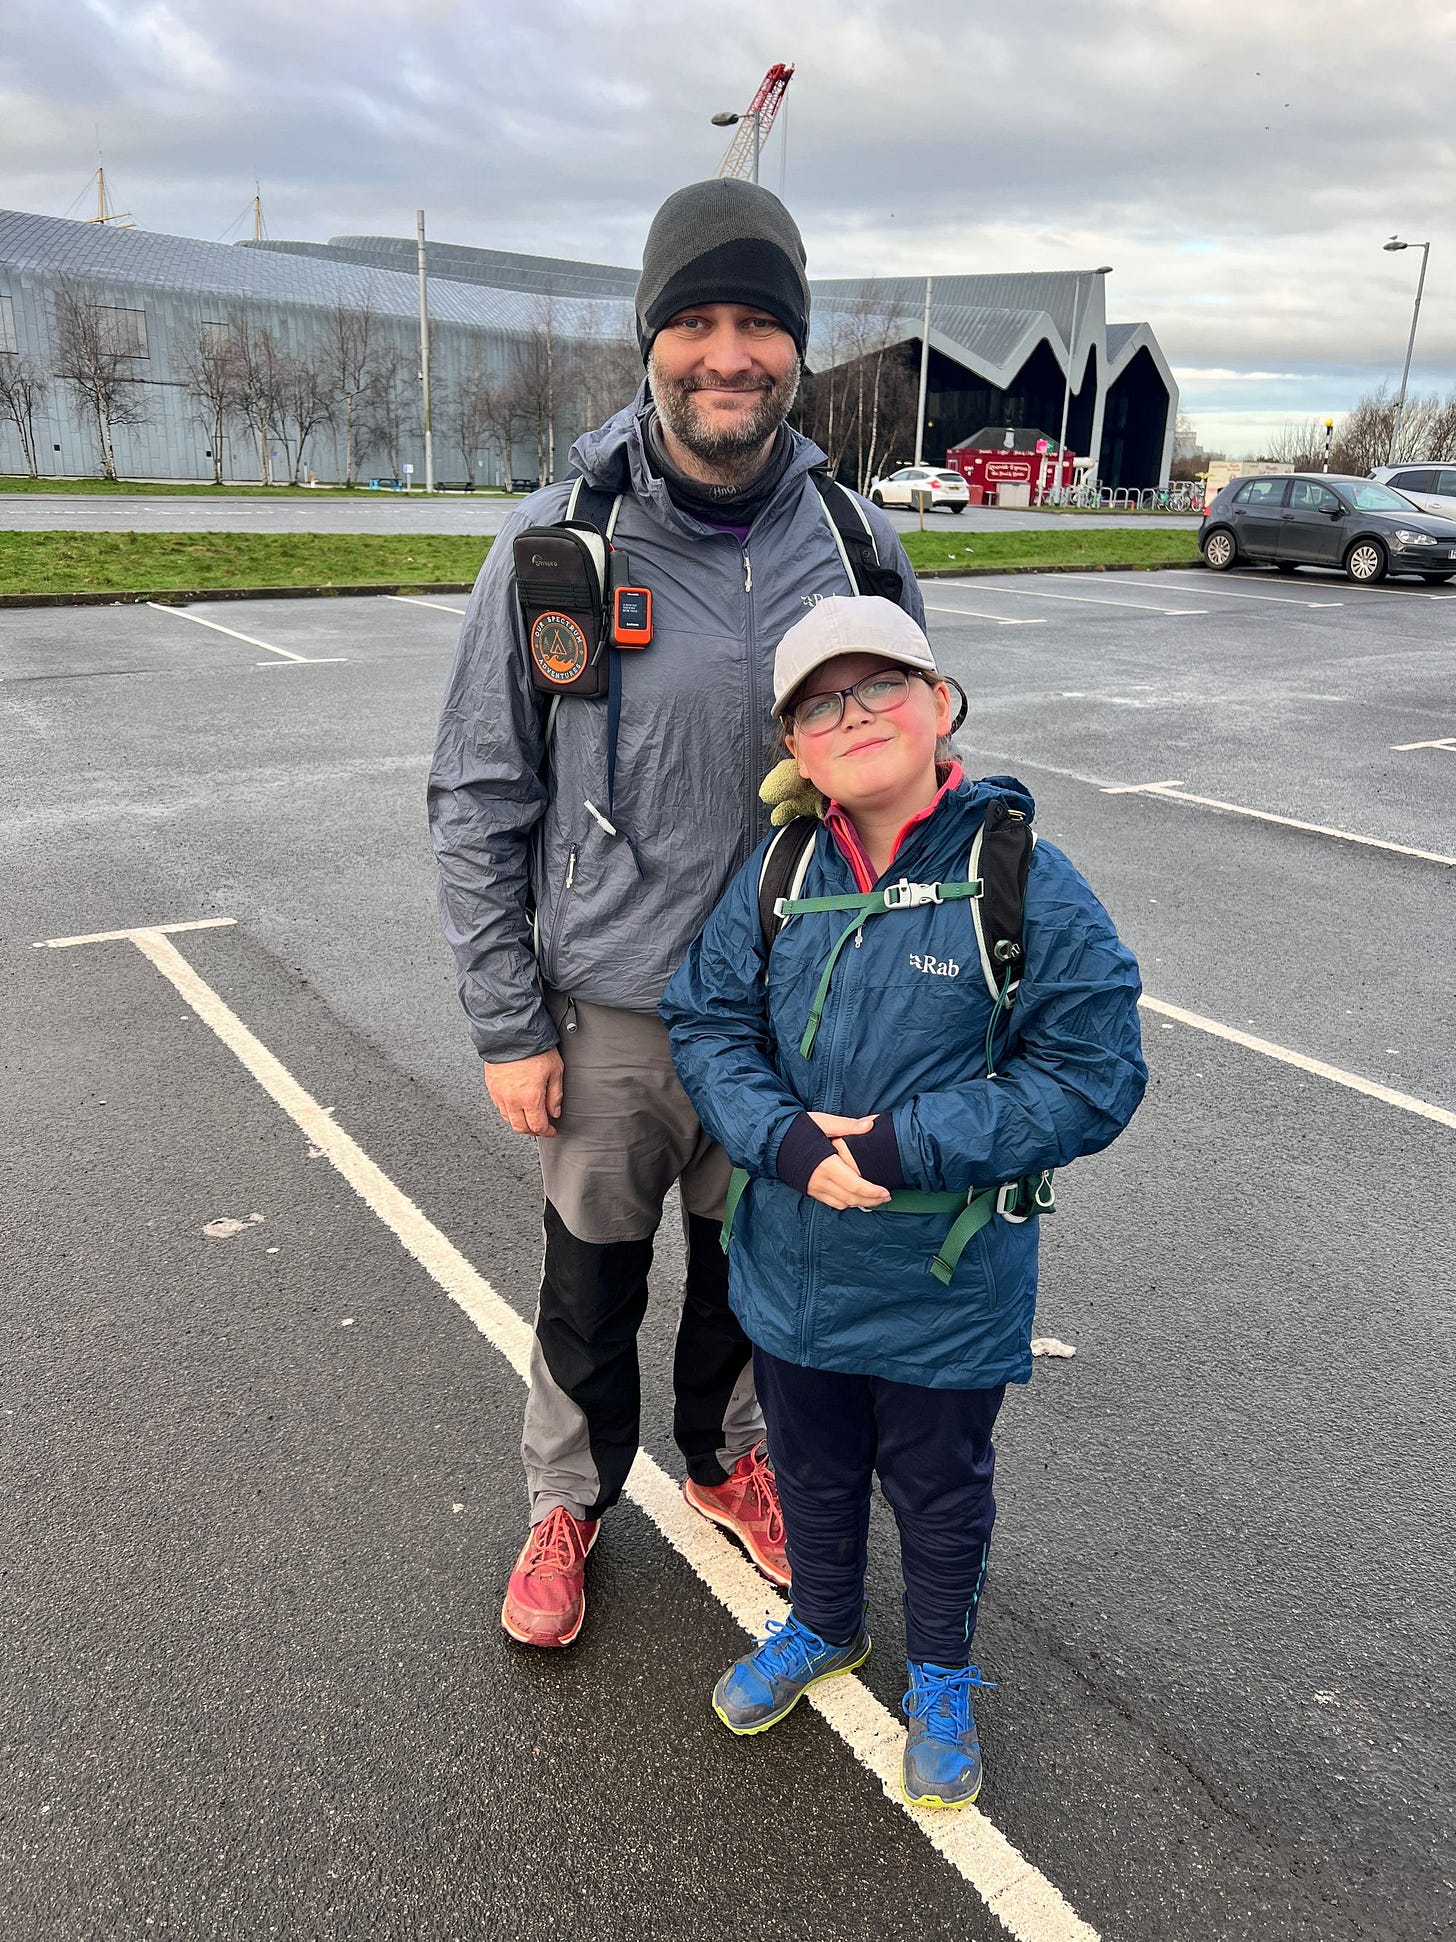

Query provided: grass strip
[0,475,518,499]
[0,531,495,597]
[0,525,1203,599]
[899,527,1201,573]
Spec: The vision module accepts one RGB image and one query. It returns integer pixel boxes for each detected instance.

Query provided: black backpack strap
[967,798,1034,1003]
[756,819,819,952]
[808,471,905,604]
[561,476,621,546]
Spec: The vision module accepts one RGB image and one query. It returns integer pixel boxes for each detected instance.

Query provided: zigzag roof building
[0,208,1175,487]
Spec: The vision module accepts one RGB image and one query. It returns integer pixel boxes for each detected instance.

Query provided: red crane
[714,64,795,182]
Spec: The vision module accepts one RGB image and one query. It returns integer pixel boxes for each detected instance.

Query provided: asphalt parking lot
[2,565,1452,1942]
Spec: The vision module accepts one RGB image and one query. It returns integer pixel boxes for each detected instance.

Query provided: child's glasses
[790,665,931,737]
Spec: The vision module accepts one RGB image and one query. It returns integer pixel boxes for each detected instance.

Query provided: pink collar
[824,762,965,893]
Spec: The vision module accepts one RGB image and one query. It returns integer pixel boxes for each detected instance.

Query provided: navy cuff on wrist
[841,1116,905,1191]
[776,1113,838,1195]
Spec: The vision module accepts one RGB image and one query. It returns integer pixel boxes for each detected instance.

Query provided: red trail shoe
[501,1505,599,1647]
[683,1445,790,1587]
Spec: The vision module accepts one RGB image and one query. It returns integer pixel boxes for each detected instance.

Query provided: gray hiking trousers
[522,994,764,1524]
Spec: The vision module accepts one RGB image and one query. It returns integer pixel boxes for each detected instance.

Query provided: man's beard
[647,352,801,485]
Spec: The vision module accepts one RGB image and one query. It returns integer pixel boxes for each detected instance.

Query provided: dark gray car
[1199,472,1456,584]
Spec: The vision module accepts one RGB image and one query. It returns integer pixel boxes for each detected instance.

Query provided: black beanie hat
[635,178,810,362]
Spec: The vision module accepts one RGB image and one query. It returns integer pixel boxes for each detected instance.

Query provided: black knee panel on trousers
[536,1200,656,1520]
[674,1215,754,1488]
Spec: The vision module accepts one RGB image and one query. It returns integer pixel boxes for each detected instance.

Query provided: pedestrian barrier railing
[1035,482,1204,513]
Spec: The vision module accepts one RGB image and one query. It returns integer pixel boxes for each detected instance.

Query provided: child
[659,595,1147,1808]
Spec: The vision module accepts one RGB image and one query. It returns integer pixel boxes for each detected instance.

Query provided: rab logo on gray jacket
[909,953,960,978]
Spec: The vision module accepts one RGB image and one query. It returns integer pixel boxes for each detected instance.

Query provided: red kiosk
[946,427,1075,505]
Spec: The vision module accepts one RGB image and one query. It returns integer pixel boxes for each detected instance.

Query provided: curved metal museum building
[0,207,1176,488]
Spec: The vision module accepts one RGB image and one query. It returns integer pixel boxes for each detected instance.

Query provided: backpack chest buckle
[883,879,942,910]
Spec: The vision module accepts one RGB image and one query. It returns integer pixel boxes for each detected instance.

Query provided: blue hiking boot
[712,1613,872,1736]
[901,1660,997,1808]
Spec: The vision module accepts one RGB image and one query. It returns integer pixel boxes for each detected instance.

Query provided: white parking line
[1140,997,1456,1131]
[924,603,1047,627]
[38,916,237,950]
[938,581,1203,617]
[38,919,1099,1942]
[1104,779,1456,866]
[1391,736,1456,752]
[1085,574,1341,611]
[146,602,347,665]
[1214,572,1456,604]
[1337,582,1456,602]
[386,594,470,617]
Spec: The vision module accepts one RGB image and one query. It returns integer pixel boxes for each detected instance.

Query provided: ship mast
[83,163,132,227]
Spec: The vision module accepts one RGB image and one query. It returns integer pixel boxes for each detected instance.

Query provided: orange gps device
[613,586,652,647]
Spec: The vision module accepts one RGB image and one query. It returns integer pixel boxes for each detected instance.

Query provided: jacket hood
[953,772,1036,824]
[568,382,829,531]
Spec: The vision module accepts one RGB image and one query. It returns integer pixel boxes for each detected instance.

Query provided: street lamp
[1382,236,1431,466]
[711,107,761,183]
[1051,265,1112,503]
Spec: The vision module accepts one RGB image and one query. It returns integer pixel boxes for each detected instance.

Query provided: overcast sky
[6,0,1453,455]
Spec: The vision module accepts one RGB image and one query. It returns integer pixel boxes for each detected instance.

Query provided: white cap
[771,596,938,717]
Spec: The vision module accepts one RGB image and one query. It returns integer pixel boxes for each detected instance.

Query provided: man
[428,177,924,1649]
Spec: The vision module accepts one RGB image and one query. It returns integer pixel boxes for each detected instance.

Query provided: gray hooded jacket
[427,394,924,1062]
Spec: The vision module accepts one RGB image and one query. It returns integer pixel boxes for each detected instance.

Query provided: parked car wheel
[1344,539,1387,584]
[1419,572,1455,584]
[870,490,884,508]
[1201,528,1238,570]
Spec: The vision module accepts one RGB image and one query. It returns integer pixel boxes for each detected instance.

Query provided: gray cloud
[5,0,1453,440]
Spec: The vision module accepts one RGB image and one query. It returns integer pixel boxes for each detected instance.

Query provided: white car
[869,466,970,513]
[1369,463,1456,520]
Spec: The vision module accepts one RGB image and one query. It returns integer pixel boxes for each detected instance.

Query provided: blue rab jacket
[660,776,1148,1390]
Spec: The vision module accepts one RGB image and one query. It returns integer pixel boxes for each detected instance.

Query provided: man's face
[647,303,801,467]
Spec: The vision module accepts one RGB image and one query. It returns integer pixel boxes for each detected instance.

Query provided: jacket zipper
[797,903,862,1363]
[742,545,760,850]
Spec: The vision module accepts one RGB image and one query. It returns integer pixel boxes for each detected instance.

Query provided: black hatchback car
[1199,472,1456,584]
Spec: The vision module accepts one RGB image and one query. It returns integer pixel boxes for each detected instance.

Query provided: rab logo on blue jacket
[909,953,960,978]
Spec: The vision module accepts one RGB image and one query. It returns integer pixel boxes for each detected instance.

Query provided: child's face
[785,651,953,811]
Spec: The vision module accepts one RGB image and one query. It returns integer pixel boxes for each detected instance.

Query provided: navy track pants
[753,1346,1006,1666]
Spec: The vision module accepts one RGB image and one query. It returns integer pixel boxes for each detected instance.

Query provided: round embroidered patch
[530,612,590,686]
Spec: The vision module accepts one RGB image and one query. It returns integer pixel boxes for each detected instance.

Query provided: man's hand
[803,1110,894,1208]
[484,1049,564,1137]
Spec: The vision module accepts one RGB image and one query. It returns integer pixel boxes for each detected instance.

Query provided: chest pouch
[514,523,611,699]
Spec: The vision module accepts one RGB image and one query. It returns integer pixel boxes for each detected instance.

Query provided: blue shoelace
[754,1615,836,1677]
[903,1662,998,1738]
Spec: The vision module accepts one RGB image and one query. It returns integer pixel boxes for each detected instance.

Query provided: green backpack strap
[720,793,1052,1280]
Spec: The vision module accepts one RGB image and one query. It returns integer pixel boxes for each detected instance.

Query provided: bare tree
[323,297,375,485]
[512,296,580,483]
[570,304,640,436]
[1321,382,1456,474]
[1330,385,1396,476]
[230,314,290,484]
[449,360,510,483]
[797,290,915,487]
[0,353,48,477]
[52,278,150,480]
[359,340,415,479]
[1262,417,1326,470]
[180,323,245,484]
[273,346,335,484]
[1426,394,1456,463]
